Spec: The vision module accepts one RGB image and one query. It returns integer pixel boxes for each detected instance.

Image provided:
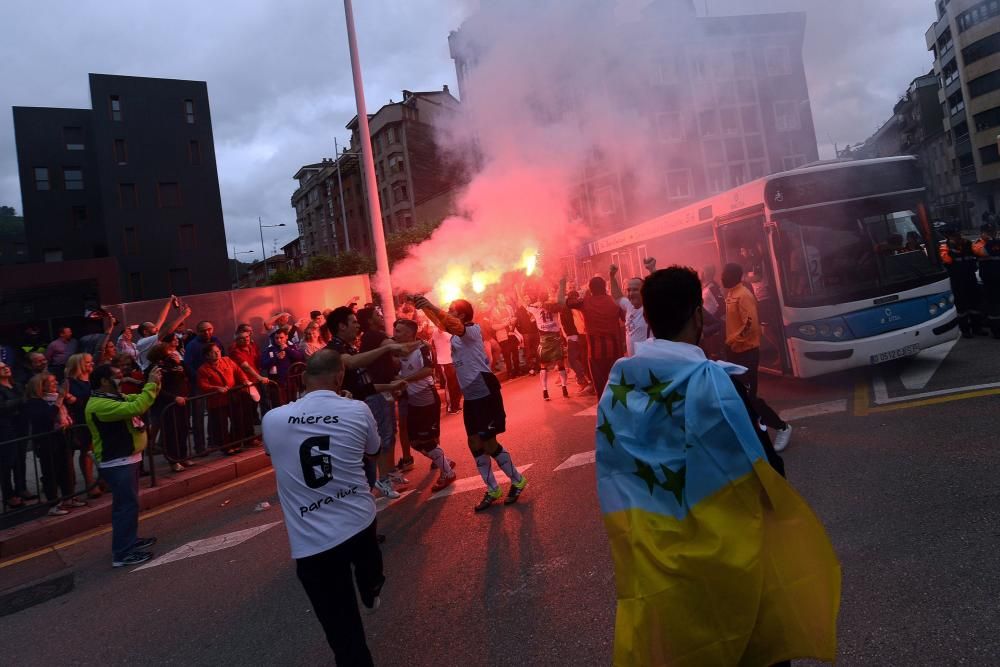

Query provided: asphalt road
[3,340,1000,666]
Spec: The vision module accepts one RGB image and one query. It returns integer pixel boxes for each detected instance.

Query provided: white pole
[343,0,394,332]
[334,137,351,253]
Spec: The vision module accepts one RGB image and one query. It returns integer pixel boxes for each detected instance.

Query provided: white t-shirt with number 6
[262,390,380,559]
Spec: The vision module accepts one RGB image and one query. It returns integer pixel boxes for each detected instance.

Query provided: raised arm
[342,342,417,370]
[609,265,623,302]
[161,305,192,337]
[413,296,466,337]
[643,256,657,275]
[151,298,174,334]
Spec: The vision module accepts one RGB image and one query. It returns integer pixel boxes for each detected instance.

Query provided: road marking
[574,405,598,417]
[375,490,414,512]
[869,386,1000,413]
[874,380,1000,405]
[0,467,275,570]
[872,371,890,405]
[899,339,957,390]
[778,399,848,422]
[430,464,534,500]
[554,451,595,471]
[133,521,281,572]
[853,378,870,417]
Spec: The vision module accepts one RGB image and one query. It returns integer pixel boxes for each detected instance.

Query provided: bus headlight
[939,299,948,310]
[818,324,831,336]
[832,326,845,338]
[929,304,939,316]
[949,294,955,304]
[798,324,817,337]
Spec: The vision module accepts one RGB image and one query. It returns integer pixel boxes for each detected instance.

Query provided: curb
[0,449,272,561]
[0,549,74,618]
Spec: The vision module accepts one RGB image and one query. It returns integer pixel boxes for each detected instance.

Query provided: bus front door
[715,217,789,374]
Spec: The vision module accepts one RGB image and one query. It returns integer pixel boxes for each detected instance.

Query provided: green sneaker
[474,486,504,512]
[504,475,528,504]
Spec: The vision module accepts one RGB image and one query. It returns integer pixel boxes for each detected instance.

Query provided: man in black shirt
[325,307,416,499]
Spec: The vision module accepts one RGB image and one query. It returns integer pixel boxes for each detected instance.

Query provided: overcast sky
[0,0,938,255]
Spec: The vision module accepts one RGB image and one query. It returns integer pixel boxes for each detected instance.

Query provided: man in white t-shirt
[430,324,461,413]
[610,257,657,357]
[135,299,192,371]
[262,350,384,665]
[395,319,457,490]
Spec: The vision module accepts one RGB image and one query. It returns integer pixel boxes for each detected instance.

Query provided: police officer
[973,222,1000,338]
[939,226,982,338]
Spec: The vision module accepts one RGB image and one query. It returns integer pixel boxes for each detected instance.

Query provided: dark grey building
[13,73,230,300]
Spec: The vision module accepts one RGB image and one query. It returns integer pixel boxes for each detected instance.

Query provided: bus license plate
[869,344,919,365]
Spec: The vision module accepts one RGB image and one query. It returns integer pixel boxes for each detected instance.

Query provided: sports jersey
[262,390,380,559]
[618,297,649,357]
[527,304,561,333]
[326,337,375,400]
[400,346,437,407]
[431,327,453,365]
[451,323,492,400]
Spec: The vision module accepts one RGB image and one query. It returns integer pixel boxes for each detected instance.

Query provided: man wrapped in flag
[596,266,840,666]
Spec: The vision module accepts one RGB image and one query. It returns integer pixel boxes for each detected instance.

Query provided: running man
[394,319,457,491]
[263,350,384,665]
[518,285,569,400]
[413,295,528,511]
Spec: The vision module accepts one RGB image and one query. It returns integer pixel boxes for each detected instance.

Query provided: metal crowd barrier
[0,423,101,528]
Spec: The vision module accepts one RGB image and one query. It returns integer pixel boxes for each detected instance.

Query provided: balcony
[956,134,972,156]
[945,75,962,99]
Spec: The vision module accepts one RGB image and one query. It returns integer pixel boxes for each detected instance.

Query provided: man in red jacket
[559,274,623,394]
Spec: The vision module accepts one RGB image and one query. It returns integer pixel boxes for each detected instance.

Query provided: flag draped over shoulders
[596,339,840,667]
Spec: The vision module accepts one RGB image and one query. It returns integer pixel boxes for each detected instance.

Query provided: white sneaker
[374,479,400,499]
[388,470,410,485]
[773,424,793,452]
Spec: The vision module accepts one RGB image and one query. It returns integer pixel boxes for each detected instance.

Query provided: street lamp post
[343,0,395,332]
[258,218,286,285]
[232,247,255,286]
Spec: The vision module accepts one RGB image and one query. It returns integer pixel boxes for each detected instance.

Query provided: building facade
[448,0,819,236]
[13,73,230,301]
[290,86,462,263]
[927,0,1000,217]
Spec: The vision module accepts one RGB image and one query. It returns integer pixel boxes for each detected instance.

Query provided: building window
[666,170,693,199]
[119,183,138,209]
[71,206,88,229]
[594,186,616,215]
[782,155,808,171]
[720,108,741,135]
[401,212,414,227]
[963,31,1000,66]
[178,224,196,250]
[725,138,746,162]
[392,183,409,203]
[706,166,726,193]
[715,81,737,106]
[729,164,748,187]
[128,272,143,300]
[63,168,84,190]
[110,95,122,122]
[43,249,63,263]
[64,126,85,150]
[124,227,140,255]
[169,268,192,295]
[968,69,1000,99]
[189,140,201,165]
[765,46,791,76]
[774,101,802,132]
[388,154,404,173]
[957,0,1000,33]
[657,112,683,142]
[34,167,50,191]
[386,125,398,145]
[974,106,1000,132]
[184,99,195,124]
[698,110,719,137]
[980,144,1000,165]
[703,140,724,163]
[746,134,766,160]
[749,161,768,180]
[157,182,182,208]
[113,139,128,165]
[732,50,752,79]
[741,106,760,133]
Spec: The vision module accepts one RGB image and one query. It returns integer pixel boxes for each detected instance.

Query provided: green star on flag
[609,373,635,409]
[633,458,659,495]
[663,389,685,417]
[643,370,673,412]
[597,411,617,447]
[659,464,686,505]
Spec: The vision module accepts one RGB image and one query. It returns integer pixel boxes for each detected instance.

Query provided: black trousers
[296,519,384,666]
[726,346,760,399]
[499,337,520,376]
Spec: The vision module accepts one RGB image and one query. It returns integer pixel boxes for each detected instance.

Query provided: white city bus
[578,156,959,378]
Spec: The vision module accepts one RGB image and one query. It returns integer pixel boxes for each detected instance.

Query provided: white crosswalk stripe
[429,463,535,500]
[133,521,282,572]
[574,405,598,417]
[375,489,415,513]
[554,450,595,471]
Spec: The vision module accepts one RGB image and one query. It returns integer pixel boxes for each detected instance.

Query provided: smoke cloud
[391,0,662,301]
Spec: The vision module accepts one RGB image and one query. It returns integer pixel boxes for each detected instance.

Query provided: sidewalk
[0,447,272,561]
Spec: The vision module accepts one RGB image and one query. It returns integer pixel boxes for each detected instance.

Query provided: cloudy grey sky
[0,0,938,255]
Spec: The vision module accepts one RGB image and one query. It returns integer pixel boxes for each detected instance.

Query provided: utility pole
[343,0,395,332]
[334,137,351,253]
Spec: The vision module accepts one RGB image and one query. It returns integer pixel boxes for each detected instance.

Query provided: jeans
[296,519,384,667]
[566,336,589,385]
[100,462,140,561]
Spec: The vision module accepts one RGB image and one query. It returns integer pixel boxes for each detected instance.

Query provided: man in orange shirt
[722,263,792,452]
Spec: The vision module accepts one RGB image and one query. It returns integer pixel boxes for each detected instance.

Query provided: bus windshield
[773,197,944,307]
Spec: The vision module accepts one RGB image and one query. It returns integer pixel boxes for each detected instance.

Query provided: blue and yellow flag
[596,340,840,666]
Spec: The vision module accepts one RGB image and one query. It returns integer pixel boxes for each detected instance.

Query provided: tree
[386,220,441,268]
[0,205,16,217]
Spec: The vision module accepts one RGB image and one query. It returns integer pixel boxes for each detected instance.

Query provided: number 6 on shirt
[299,436,334,488]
